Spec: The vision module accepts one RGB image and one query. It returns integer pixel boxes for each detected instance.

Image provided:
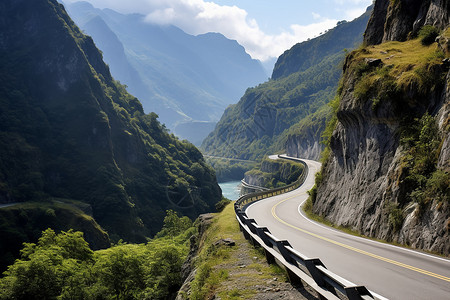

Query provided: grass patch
[350,34,448,109]
[418,25,439,45]
[187,203,289,299]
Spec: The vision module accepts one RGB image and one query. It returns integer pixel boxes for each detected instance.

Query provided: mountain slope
[313,0,449,254]
[0,0,221,250]
[64,1,268,144]
[202,7,372,161]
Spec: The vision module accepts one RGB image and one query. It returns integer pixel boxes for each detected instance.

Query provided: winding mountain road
[246,158,450,300]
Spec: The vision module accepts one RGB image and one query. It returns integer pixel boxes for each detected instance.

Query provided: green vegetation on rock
[350,38,446,111]
[0,200,109,272]
[400,113,449,211]
[183,203,299,300]
[244,158,304,189]
[419,25,440,46]
[205,158,256,182]
[201,51,345,161]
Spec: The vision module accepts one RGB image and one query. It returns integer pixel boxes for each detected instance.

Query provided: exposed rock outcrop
[285,136,322,161]
[285,107,331,160]
[243,158,303,188]
[315,68,449,254]
[364,0,449,45]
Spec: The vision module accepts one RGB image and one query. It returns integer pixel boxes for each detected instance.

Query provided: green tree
[155,210,192,238]
[0,229,93,300]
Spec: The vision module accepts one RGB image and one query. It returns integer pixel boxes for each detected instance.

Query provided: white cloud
[344,7,368,20]
[312,12,321,20]
[333,0,373,20]
[64,0,338,61]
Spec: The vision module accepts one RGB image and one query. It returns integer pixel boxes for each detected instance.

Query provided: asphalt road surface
[246,158,450,300]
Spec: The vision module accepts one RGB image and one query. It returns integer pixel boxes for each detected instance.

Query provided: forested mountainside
[313,0,449,254]
[202,7,372,161]
[0,0,221,269]
[64,1,267,144]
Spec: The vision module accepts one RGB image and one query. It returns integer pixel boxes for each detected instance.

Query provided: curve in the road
[271,196,449,282]
[246,157,450,300]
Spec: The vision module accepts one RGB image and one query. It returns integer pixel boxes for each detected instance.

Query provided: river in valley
[218,180,242,201]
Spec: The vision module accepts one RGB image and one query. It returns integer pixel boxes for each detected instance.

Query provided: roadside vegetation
[0,210,194,300]
[185,203,297,300]
[0,203,310,299]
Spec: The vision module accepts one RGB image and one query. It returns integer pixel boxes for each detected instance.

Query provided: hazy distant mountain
[64,1,268,144]
[202,7,372,160]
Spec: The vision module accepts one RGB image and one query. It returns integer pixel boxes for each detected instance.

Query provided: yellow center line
[271,194,450,282]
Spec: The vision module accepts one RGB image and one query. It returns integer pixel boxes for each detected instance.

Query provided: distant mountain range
[202,7,372,160]
[63,1,268,144]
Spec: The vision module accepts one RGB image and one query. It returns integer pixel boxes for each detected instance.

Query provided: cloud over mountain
[64,0,340,61]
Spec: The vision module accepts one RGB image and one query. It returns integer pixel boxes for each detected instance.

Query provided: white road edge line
[245,155,448,300]
[244,190,390,300]
[297,198,450,264]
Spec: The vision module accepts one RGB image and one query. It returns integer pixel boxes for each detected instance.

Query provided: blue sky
[65,0,373,61]
[211,0,373,34]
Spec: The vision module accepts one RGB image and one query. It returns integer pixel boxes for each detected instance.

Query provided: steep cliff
[364,0,449,45]
[313,2,449,254]
[0,0,221,249]
[285,105,332,160]
[243,158,303,188]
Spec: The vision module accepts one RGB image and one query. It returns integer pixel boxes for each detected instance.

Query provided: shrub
[354,61,371,77]
[419,25,439,46]
[155,210,193,238]
[387,203,404,232]
[215,198,232,212]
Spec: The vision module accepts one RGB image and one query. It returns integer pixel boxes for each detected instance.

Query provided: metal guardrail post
[345,286,374,300]
[255,226,272,247]
[235,209,247,224]
[275,240,295,264]
[305,258,327,287]
[244,218,257,233]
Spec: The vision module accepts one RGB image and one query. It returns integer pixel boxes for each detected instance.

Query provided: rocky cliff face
[314,1,449,255]
[243,159,303,188]
[365,0,449,45]
[285,136,322,161]
[285,106,331,160]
